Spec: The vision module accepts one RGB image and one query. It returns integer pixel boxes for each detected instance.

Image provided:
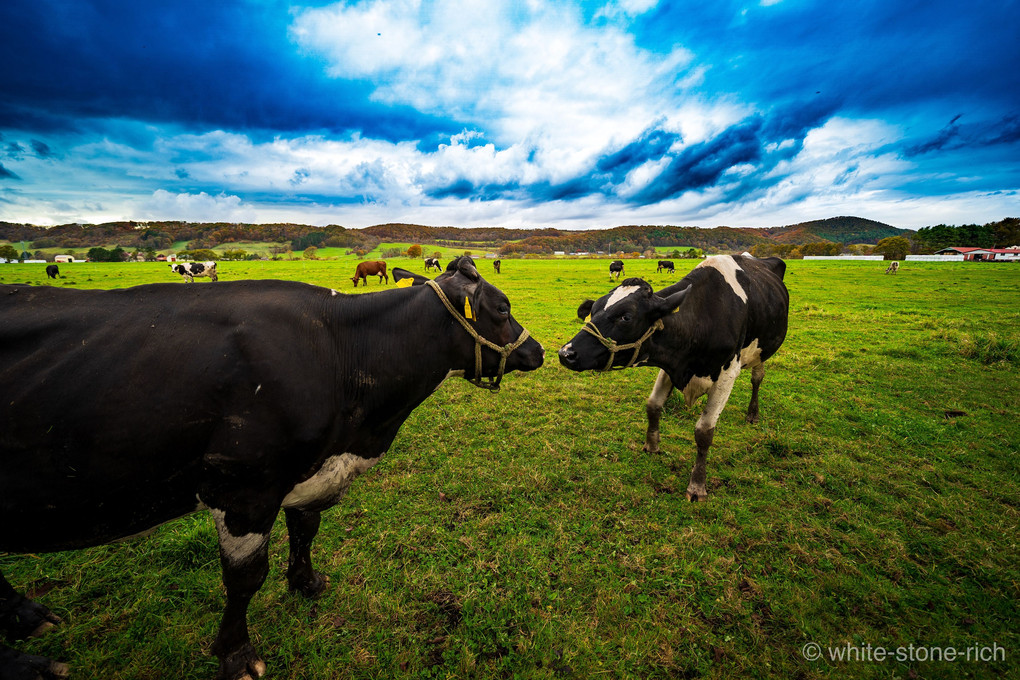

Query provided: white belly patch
[681,375,714,407]
[282,452,382,509]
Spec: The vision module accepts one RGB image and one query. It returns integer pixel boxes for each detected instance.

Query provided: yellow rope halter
[425,279,531,392]
[580,317,664,371]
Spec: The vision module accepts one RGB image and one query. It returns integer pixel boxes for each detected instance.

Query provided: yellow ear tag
[464,296,475,320]
[396,277,413,288]
[584,314,591,323]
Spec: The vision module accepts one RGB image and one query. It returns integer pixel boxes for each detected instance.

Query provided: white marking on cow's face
[696,257,747,303]
[209,508,269,565]
[739,338,762,368]
[604,285,641,310]
[330,288,338,296]
[281,452,383,509]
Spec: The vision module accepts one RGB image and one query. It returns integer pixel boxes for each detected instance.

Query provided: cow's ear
[651,285,691,319]
[576,299,595,320]
[456,257,481,282]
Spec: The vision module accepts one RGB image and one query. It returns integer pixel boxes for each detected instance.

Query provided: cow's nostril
[558,346,577,365]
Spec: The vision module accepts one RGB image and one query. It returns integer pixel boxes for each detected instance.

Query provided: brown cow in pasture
[493,259,501,274]
[351,261,388,287]
[885,261,900,274]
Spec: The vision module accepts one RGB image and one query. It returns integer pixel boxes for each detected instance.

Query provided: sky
[1,0,1018,231]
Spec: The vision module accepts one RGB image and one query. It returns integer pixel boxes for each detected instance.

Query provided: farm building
[934,246,1020,261]
[54,254,75,263]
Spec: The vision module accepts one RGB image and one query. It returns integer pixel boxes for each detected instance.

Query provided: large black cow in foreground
[559,254,788,502]
[0,257,543,680]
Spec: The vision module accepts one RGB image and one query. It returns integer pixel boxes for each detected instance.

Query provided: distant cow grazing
[0,256,544,680]
[351,260,388,287]
[425,257,441,272]
[609,260,624,280]
[493,259,501,274]
[170,261,218,282]
[45,264,59,279]
[559,254,789,502]
[886,261,900,274]
[657,260,675,274]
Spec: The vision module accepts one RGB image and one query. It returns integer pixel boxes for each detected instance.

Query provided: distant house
[54,255,75,263]
[934,247,1020,262]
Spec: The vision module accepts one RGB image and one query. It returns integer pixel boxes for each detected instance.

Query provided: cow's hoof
[685,486,709,502]
[0,646,70,680]
[0,595,62,640]
[289,572,330,599]
[216,644,266,680]
[745,413,760,424]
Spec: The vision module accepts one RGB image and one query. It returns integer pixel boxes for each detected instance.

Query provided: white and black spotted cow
[0,257,544,680]
[559,254,788,502]
[609,260,624,280]
[170,261,218,282]
[885,261,900,274]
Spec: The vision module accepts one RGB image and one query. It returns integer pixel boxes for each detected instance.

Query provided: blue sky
[1,0,1017,230]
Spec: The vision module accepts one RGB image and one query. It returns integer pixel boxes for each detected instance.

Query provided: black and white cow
[609,260,624,280]
[45,264,59,279]
[425,257,441,272]
[0,257,543,680]
[559,254,788,502]
[170,261,218,282]
[885,261,899,274]
[656,260,675,274]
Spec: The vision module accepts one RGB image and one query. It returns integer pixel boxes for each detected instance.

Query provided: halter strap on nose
[425,279,531,392]
[580,317,664,371]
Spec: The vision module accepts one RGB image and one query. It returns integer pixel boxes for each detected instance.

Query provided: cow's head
[430,257,544,389]
[558,278,689,372]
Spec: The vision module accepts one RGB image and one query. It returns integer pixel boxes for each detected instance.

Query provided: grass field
[1,258,1017,679]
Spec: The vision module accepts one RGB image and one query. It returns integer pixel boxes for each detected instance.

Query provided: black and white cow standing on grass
[559,254,788,502]
[170,260,218,282]
[609,260,624,280]
[0,257,543,680]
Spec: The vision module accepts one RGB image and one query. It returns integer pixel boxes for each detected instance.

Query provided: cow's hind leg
[0,572,68,679]
[0,645,69,679]
[209,509,274,680]
[0,572,61,640]
[745,363,765,424]
[687,358,740,502]
[643,370,673,454]
[285,508,329,598]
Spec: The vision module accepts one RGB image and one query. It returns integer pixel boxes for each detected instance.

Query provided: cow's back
[0,281,341,551]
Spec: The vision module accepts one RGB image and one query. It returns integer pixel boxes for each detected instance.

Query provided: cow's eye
[497,304,510,316]
[619,313,632,324]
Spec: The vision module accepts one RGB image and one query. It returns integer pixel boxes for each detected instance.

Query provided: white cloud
[291,0,696,176]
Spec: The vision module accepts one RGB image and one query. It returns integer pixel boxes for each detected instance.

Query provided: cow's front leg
[0,572,62,641]
[745,363,765,424]
[210,509,274,680]
[687,359,739,502]
[643,370,673,454]
[285,508,329,598]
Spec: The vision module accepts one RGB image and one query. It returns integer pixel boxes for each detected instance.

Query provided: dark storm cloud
[0,0,455,141]
[0,163,20,180]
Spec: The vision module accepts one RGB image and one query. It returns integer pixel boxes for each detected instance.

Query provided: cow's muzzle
[425,280,533,392]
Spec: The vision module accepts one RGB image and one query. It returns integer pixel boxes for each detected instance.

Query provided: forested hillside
[2,216,1016,258]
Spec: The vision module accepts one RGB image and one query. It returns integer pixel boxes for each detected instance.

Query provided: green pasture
[1,259,1017,679]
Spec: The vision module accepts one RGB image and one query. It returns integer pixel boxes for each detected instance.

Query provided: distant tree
[406,244,422,258]
[874,236,910,260]
[382,248,402,258]
[0,244,19,261]
[303,246,318,260]
[670,249,682,258]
